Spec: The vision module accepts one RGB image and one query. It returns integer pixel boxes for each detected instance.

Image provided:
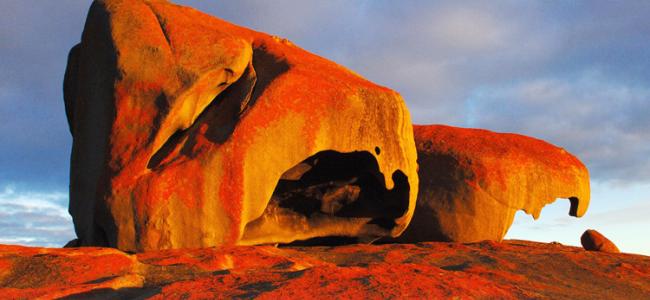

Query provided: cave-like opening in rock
[243,150,410,246]
[275,150,408,221]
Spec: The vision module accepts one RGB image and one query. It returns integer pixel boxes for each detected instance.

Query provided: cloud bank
[0,185,74,247]
[177,0,650,182]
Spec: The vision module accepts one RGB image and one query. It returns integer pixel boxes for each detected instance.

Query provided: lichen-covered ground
[1,240,648,299]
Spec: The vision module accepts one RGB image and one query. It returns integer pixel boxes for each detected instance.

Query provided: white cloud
[0,185,74,247]
[465,70,650,182]
[422,6,513,51]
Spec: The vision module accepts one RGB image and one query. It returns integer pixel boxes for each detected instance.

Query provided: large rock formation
[394,125,590,243]
[1,242,649,298]
[64,0,418,251]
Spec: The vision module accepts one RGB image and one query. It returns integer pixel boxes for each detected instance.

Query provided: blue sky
[1,1,649,254]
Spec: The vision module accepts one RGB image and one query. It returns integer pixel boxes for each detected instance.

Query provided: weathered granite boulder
[581,229,620,253]
[393,125,590,243]
[64,0,418,251]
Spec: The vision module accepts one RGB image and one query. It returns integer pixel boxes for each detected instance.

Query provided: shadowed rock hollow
[64,0,418,251]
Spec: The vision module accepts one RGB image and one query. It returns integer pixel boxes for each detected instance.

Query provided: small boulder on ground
[581,229,620,253]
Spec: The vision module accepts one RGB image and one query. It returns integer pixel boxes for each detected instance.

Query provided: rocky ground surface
[1,240,648,299]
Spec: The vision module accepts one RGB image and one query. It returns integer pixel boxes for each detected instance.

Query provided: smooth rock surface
[581,229,620,253]
[1,241,648,299]
[65,0,418,251]
[394,125,590,243]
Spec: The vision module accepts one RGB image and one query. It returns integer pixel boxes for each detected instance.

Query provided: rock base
[1,241,648,299]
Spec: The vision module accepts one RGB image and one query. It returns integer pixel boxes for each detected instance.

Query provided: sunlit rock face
[393,125,590,243]
[64,0,418,251]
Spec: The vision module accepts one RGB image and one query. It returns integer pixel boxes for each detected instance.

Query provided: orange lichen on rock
[394,124,590,243]
[0,245,139,299]
[581,229,620,253]
[64,0,417,251]
[1,242,649,299]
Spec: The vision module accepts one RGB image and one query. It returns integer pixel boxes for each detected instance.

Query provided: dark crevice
[146,93,170,145]
[249,44,290,106]
[440,262,471,271]
[191,61,257,145]
[146,45,289,170]
[283,236,360,247]
[146,2,173,49]
[84,276,118,284]
[146,61,254,169]
[568,197,579,217]
[147,128,186,169]
[60,287,162,300]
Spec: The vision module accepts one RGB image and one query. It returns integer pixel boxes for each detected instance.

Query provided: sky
[1,1,648,254]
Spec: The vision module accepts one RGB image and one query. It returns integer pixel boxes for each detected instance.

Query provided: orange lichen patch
[393,124,590,243]
[146,262,518,299]
[0,247,134,288]
[216,144,245,245]
[4,241,648,298]
[415,125,586,185]
[65,0,418,251]
[165,264,518,299]
[0,259,12,281]
[0,245,140,299]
